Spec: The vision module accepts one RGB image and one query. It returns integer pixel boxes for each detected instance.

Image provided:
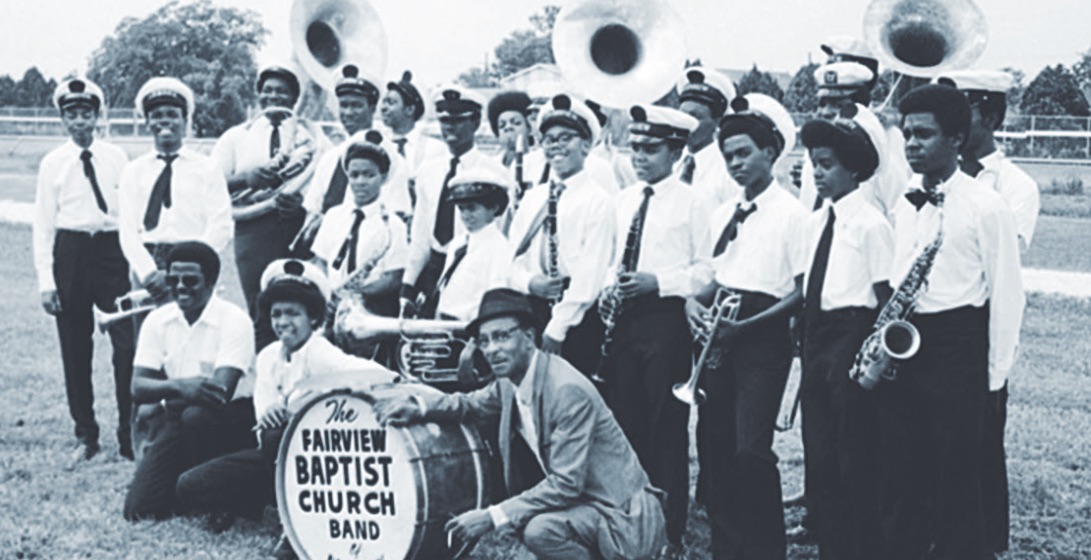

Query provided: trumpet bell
[290,0,388,95]
[863,0,987,77]
[552,0,687,108]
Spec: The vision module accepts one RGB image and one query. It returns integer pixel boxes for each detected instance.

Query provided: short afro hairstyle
[898,84,972,139]
[165,241,220,285]
[801,118,880,182]
[258,280,326,327]
[342,130,391,175]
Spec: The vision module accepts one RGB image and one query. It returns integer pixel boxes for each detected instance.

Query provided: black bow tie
[905,189,943,211]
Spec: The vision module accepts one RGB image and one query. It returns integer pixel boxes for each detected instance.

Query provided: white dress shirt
[675,141,742,207]
[891,171,1024,390]
[302,130,412,218]
[802,188,894,310]
[508,169,615,341]
[405,146,508,285]
[212,115,332,181]
[498,148,548,190]
[252,333,393,419]
[133,295,256,399]
[118,147,234,281]
[33,138,128,292]
[710,181,807,298]
[977,150,1040,250]
[590,144,637,192]
[311,200,408,290]
[603,176,713,298]
[436,222,510,321]
[800,123,912,220]
[377,123,447,183]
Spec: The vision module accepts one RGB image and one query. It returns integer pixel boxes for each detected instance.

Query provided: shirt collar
[515,350,540,403]
[830,186,868,216]
[281,331,319,362]
[162,294,224,328]
[466,221,502,247]
[978,150,1003,174]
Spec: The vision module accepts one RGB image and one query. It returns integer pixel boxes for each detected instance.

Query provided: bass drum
[276,380,499,560]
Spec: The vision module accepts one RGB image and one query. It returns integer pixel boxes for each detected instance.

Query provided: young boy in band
[601,104,711,559]
[685,94,805,560]
[798,105,894,560]
[34,77,135,463]
[879,84,1023,560]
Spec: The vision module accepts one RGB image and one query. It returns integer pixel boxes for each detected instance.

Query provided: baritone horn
[674,290,742,406]
[863,0,988,78]
[552,0,687,108]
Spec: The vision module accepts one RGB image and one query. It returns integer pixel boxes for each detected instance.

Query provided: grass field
[1,213,1091,559]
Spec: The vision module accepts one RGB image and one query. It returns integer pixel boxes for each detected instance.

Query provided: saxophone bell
[856,319,921,389]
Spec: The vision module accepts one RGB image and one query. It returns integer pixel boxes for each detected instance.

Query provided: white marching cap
[53,77,105,111]
[135,76,195,120]
[628,104,698,144]
[260,258,331,303]
[934,69,1015,94]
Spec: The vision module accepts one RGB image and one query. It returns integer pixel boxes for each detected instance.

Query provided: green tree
[14,67,56,107]
[1002,67,1026,115]
[736,65,784,101]
[783,63,819,114]
[87,0,268,137]
[490,5,560,79]
[0,75,17,106]
[457,67,499,88]
[1020,64,1090,117]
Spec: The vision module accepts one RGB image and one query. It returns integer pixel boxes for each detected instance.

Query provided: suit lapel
[532,352,550,471]
[498,378,515,492]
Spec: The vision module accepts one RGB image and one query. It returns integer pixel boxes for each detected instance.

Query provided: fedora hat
[467,288,538,336]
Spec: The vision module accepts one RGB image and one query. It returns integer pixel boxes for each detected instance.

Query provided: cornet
[93,289,157,333]
[674,289,742,406]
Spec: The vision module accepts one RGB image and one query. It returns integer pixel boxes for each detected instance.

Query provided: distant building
[498,63,567,98]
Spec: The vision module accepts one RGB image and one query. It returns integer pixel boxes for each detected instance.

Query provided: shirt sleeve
[133,311,166,370]
[215,306,256,372]
[656,195,713,298]
[404,170,434,286]
[545,194,615,341]
[303,150,337,215]
[377,216,409,272]
[864,218,895,285]
[311,208,341,263]
[32,153,59,293]
[210,130,238,177]
[252,345,280,420]
[1001,165,1041,250]
[117,161,159,282]
[200,163,234,254]
[979,201,1025,390]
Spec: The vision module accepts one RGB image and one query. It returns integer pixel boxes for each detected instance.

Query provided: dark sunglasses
[165,274,202,288]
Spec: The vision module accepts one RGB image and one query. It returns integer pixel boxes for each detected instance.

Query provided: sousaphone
[552,0,687,108]
[863,0,988,78]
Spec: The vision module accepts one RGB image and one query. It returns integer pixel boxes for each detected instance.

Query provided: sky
[0,0,1088,90]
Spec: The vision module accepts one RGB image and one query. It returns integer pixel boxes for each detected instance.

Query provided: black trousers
[124,399,256,520]
[877,305,990,560]
[603,296,691,545]
[176,426,284,520]
[235,211,304,352]
[52,230,134,447]
[697,291,792,560]
[528,296,605,377]
[982,385,1009,552]
[801,308,882,560]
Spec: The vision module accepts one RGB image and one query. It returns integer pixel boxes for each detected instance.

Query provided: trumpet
[674,288,741,405]
[93,289,157,332]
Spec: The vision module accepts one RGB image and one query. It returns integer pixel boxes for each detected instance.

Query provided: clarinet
[591,199,645,384]
[546,181,562,305]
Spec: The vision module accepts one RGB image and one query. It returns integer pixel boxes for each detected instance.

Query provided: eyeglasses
[165,274,202,288]
[541,132,580,147]
[476,325,522,349]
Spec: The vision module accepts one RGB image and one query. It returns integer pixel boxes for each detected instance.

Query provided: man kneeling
[374,288,666,560]
[124,241,256,520]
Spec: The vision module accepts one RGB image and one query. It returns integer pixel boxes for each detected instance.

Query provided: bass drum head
[276,388,495,560]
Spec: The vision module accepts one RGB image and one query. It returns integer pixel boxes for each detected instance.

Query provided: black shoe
[203,511,236,534]
[119,439,134,461]
[272,535,298,560]
[66,441,100,470]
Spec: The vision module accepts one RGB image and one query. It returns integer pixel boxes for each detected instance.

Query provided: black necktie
[622,186,654,271]
[434,156,460,246]
[680,154,696,185]
[322,164,349,213]
[904,188,943,211]
[393,137,407,158]
[269,120,281,159]
[143,154,177,231]
[333,209,365,271]
[79,150,108,213]
[712,202,757,257]
[805,207,836,321]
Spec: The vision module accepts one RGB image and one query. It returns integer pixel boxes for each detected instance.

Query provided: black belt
[56,229,118,240]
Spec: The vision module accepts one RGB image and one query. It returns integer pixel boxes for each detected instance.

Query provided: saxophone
[325,206,393,326]
[848,195,945,389]
[591,195,647,383]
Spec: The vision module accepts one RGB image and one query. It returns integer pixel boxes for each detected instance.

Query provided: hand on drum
[445,509,493,547]
[372,395,422,426]
[257,404,289,430]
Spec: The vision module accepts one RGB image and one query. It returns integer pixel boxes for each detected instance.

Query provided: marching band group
[33,26,1039,560]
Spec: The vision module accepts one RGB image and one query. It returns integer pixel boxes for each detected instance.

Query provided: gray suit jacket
[422,351,664,559]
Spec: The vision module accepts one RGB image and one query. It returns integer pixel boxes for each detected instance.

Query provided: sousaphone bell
[863,0,988,78]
